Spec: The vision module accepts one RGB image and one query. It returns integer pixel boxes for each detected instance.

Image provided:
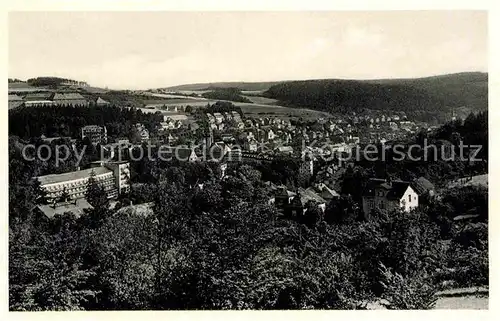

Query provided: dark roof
[412,177,435,195]
[299,187,327,204]
[386,181,412,200]
[363,178,412,200]
[275,186,289,198]
[416,177,435,190]
[290,194,304,207]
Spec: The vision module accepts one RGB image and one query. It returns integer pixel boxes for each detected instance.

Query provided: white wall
[400,186,419,212]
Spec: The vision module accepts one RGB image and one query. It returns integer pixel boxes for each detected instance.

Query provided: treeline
[202,87,252,103]
[8,105,163,140]
[26,77,86,87]
[263,73,487,122]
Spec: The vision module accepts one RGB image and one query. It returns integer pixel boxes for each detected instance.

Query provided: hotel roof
[36,166,112,186]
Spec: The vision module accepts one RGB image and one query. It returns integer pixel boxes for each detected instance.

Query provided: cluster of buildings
[266,175,435,220]
[81,125,108,145]
[269,182,340,218]
[8,92,110,109]
[206,111,244,131]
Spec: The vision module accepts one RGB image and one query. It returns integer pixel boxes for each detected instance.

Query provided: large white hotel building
[35,161,130,202]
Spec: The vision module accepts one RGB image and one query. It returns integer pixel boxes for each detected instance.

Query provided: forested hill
[263,72,488,117]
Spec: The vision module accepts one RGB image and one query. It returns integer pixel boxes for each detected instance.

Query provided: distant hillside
[262,72,487,122]
[164,81,284,92]
[201,87,252,103]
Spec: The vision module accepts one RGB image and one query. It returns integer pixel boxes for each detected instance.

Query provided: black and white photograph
[6,9,489,311]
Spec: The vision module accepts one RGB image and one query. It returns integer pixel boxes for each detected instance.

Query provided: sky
[8,11,487,90]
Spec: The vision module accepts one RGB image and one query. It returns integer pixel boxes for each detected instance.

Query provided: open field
[144,98,204,105]
[435,296,488,309]
[147,92,207,100]
[366,287,488,310]
[242,95,278,105]
[8,82,49,93]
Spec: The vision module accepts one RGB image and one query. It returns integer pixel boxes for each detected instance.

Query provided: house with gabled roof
[362,178,419,217]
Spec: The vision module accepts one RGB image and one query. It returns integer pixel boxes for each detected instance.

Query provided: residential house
[314,183,340,201]
[362,178,419,217]
[267,129,276,141]
[284,188,327,219]
[411,177,436,203]
[244,137,258,152]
